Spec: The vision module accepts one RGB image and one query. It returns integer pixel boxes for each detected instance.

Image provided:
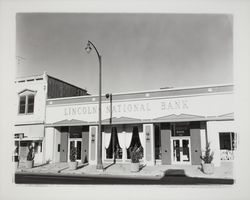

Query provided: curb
[15,171,164,180]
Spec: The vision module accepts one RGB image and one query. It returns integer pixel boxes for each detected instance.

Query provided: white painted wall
[207,121,221,166]
[53,128,61,163]
[34,142,43,164]
[44,127,54,163]
[143,124,155,166]
[89,126,98,165]
[15,73,47,125]
[200,129,207,155]
[206,120,235,166]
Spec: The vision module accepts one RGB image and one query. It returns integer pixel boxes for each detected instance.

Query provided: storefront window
[219,132,236,160]
[33,141,43,153]
[127,126,143,159]
[19,141,43,153]
[105,127,122,159]
[15,140,42,161]
[219,132,236,150]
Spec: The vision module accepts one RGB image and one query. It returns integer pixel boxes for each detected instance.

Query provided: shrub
[27,146,35,161]
[130,145,142,163]
[200,143,214,164]
[70,147,77,162]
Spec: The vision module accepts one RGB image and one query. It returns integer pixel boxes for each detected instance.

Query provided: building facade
[44,84,235,167]
[14,72,88,165]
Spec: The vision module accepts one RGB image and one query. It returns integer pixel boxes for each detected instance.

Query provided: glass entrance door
[68,139,82,162]
[171,137,191,164]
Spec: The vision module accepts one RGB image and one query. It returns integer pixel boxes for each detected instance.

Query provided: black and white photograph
[1,1,250,200]
[14,12,235,185]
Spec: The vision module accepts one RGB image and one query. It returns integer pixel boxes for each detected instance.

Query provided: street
[15,172,234,185]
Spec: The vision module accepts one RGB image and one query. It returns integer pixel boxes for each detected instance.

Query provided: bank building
[14,72,236,168]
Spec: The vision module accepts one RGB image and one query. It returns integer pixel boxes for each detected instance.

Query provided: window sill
[17,113,34,116]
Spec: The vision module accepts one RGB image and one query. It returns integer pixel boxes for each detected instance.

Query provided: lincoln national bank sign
[63,99,189,117]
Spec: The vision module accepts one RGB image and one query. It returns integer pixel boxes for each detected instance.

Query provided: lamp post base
[96,164,104,171]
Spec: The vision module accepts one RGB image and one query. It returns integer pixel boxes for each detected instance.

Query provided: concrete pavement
[16,161,234,180]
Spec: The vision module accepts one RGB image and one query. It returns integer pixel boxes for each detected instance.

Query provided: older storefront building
[44,84,235,167]
[14,72,88,165]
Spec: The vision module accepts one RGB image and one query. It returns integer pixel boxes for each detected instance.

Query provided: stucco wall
[206,120,235,166]
[15,76,47,125]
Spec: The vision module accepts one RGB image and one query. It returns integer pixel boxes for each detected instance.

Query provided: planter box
[202,163,214,174]
[25,160,34,169]
[69,161,78,170]
[130,162,140,172]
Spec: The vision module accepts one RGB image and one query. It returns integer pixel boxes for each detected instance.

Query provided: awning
[14,124,44,140]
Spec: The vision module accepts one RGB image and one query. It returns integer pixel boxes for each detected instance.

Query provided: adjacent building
[14,72,88,165]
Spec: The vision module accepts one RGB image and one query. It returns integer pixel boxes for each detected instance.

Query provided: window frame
[219,132,236,150]
[18,90,36,115]
[18,95,26,114]
[27,94,35,113]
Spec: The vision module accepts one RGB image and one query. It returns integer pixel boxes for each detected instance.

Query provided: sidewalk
[16,161,234,180]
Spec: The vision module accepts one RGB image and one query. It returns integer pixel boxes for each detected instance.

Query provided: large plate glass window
[105,127,122,159]
[219,132,236,160]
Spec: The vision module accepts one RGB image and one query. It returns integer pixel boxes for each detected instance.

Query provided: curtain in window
[125,132,133,149]
[139,131,145,149]
[117,132,125,149]
[104,132,112,149]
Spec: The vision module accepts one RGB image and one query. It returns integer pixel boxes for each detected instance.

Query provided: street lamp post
[85,40,103,170]
[105,93,112,125]
[105,93,114,163]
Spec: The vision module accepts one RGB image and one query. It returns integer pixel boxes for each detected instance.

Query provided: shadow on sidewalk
[163,169,186,176]
[103,162,116,170]
[33,163,49,168]
[139,164,146,171]
[76,163,88,170]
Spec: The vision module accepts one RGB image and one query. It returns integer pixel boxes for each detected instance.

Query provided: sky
[16,13,233,95]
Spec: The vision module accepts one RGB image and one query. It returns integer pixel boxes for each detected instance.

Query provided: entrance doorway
[171,137,191,164]
[68,139,82,162]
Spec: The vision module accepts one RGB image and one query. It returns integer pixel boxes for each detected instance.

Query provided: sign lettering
[63,100,189,117]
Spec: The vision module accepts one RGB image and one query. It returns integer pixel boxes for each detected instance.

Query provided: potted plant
[130,145,142,172]
[69,147,78,170]
[26,145,35,169]
[200,143,214,174]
